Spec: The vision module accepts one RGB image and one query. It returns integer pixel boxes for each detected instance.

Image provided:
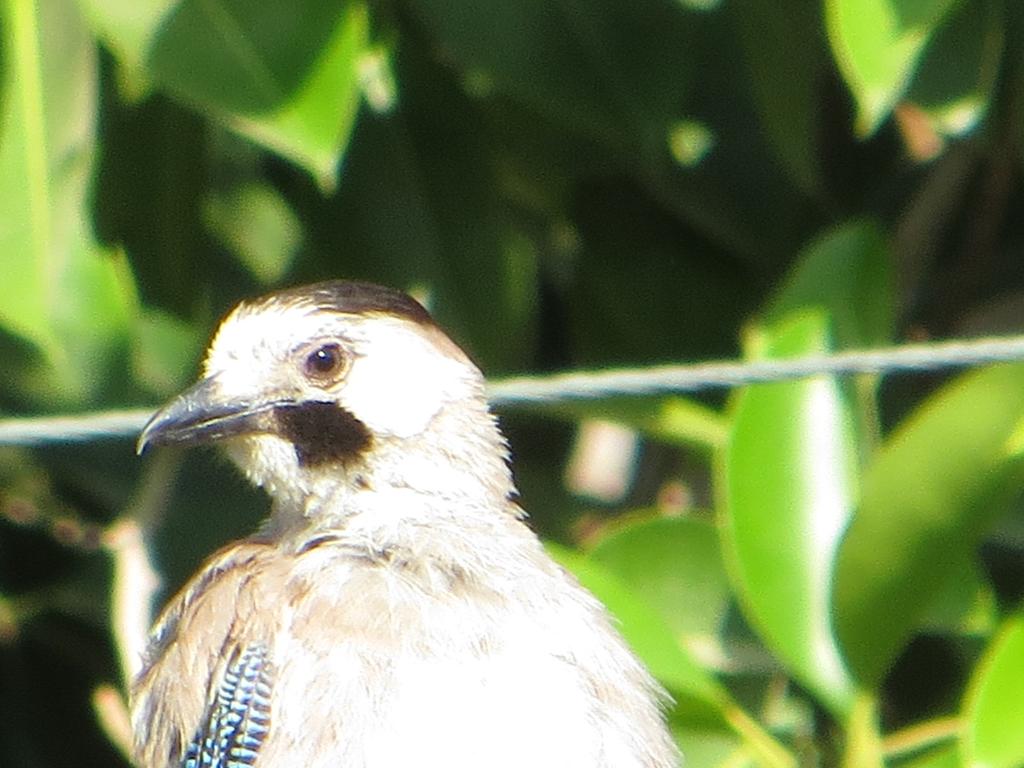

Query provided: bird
[131,280,680,768]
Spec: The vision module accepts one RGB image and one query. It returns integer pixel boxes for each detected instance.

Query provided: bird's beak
[137,376,279,455]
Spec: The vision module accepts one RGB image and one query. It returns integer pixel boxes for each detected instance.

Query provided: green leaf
[897,744,960,768]
[547,543,729,721]
[904,0,1004,140]
[0,0,134,404]
[55,247,136,397]
[834,363,1024,688]
[826,0,961,136]
[222,2,368,190]
[962,614,1024,768]
[719,309,857,716]
[555,544,798,767]
[131,308,204,396]
[142,0,368,187]
[766,220,894,349]
[670,726,742,768]
[764,221,893,467]
[918,555,996,638]
[75,0,178,95]
[0,0,83,356]
[204,182,302,285]
[590,516,732,662]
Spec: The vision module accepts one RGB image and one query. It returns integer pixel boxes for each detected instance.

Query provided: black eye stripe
[274,402,372,466]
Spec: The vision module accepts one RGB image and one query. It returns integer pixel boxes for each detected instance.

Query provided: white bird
[132,280,680,768]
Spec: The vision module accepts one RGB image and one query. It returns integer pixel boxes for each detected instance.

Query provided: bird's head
[138,281,512,517]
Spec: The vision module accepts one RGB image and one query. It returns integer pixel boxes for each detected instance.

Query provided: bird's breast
[133,531,670,768]
[266,549,609,767]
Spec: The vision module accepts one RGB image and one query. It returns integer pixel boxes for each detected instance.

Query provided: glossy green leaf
[765,220,894,348]
[764,222,893,470]
[0,0,134,403]
[553,545,799,767]
[720,310,857,716]
[220,2,368,190]
[75,0,178,95]
[590,517,731,662]
[834,363,1024,688]
[0,0,86,356]
[670,726,742,768]
[94,0,369,187]
[962,614,1024,768]
[904,0,1003,140]
[897,744,960,768]
[826,0,961,136]
[547,543,728,721]
[918,555,996,638]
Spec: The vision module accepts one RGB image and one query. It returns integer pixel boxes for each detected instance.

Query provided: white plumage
[131,281,680,768]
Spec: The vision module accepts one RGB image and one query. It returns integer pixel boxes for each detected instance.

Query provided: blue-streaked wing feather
[184,644,274,768]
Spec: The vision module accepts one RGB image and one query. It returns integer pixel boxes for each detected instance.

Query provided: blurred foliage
[3,0,1024,766]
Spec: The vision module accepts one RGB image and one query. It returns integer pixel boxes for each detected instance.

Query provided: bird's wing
[131,542,286,768]
[183,642,274,768]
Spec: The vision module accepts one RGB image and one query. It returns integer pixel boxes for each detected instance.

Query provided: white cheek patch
[341,322,475,439]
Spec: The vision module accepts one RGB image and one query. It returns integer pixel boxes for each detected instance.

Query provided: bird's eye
[303,343,347,382]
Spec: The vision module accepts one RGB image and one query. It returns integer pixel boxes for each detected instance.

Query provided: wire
[487,335,1024,404]
[2,335,1024,446]
[0,409,154,447]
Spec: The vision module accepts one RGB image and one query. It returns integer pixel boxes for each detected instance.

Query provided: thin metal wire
[0,409,154,447]
[3,335,1024,446]
[487,335,1024,404]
